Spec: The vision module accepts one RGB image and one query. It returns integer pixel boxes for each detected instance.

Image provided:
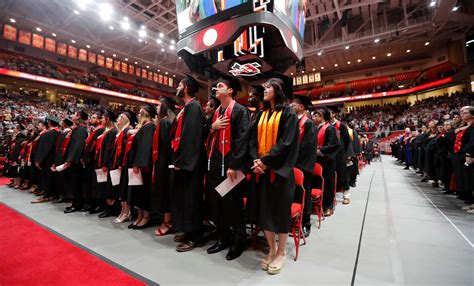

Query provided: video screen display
[274,0,306,38]
[176,0,248,34]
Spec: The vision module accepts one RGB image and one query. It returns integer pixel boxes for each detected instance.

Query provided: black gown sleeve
[296,118,317,173]
[320,125,340,160]
[260,106,300,179]
[227,103,251,171]
[340,123,351,152]
[132,123,156,168]
[65,126,88,164]
[249,111,262,162]
[102,128,118,169]
[34,130,57,165]
[173,101,204,171]
[158,119,172,169]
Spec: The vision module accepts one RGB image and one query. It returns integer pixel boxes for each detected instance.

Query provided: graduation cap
[160,96,178,112]
[216,75,242,96]
[46,116,60,126]
[292,95,312,110]
[315,107,331,122]
[122,110,137,126]
[103,109,118,122]
[271,72,293,100]
[63,118,73,127]
[77,109,88,120]
[249,84,264,98]
[142,104,157,119]
[327,106,340,114]
[181,74,203,94]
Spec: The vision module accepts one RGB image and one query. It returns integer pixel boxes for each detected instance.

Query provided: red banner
[57,43,67,56]
[153,73,158,82]
[18,30,31,45]
[135,67,141,77]
[148,71,153,81]
[129,65,135,75]
[121,62,128,73]
[78,49,87,61]
[168,78,174,87]
[158,74,163,84]
[32,33,44,49]
[68,45,77,59]
[45,38,56,52]
[88,52,96,64]
[114,60,120,71]
[163,76,168,86]
[3,24,17,41]
[106,57,113,69]
[97,55,105,67]
[142,69,147,78]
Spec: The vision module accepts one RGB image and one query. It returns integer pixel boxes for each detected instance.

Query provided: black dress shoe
[226,241,247,260]
[207,240,230,254]
[80,206,92,212]
[128,223,137,229]
[134,220,153,230]
[303,225,311,238]
[89,206,103,215]
[64,207,78,214]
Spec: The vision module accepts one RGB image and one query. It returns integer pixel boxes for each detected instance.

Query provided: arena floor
[1,156,472,286]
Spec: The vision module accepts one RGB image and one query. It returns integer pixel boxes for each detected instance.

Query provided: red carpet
[0,203,149,286]
[0,177,11,186]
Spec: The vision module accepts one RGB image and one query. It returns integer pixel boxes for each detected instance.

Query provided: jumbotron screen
[274,0,306,39]
[176,0,249,35]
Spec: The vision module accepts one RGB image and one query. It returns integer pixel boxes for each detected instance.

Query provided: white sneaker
[467,209,474,214]
[462,205,474,211]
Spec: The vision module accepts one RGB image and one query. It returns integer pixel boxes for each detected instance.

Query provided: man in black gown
[290,95,316,237]
[171,75,207,252]
[205,76,250,260]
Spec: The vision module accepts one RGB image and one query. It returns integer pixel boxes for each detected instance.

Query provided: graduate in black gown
[28,121,47,195]
[128,105,156,229]
[95,109,119,218]
[313,108,340,217]
[152,97,175,236]
[457,106,474,204]
[112,110,136,224]
[51,118,73,201]
[205,76,250,260]
[63,110,89,213]
[170,75,206,252]
[249,78,299,274]
[32,116,60,203]
[290,95,316,237]
[81,112,105,213]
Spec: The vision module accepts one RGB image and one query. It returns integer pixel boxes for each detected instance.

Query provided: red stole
[171,98,195,152]
[85,125,104,152]
[454,129,467,153]
[95,128,112,167]
[317,122,330,148]
[25,142,33,164]
[113,128,127,168]
[332,120,341,139]
[298,114,309,143]
[61,130,72,156]
[122,133,135,167]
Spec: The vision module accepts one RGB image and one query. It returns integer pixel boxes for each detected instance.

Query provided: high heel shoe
[267,255,286,275]
[114,212,130,224]
[134,219,152,230]
[154,221,173,236]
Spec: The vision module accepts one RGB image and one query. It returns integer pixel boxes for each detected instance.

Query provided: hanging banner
[88,52,96,64]
[148,71,153,81]
[45,38,56,52]
[114,60,121,71]
[121,62,128,73]
[169,78,174,87]
[158,74,163,84]
[129,65,135,75]
[78,49,87,61]
[32,33,44,49]
[57,42,67,56]
[153,73,158,82]
[18,30,31,45]
[163,76,168,86]
[97,54,105,67]
[135,67,141,77]
[141,69,147,78]
[68,45,78,59]
[3,24,17,41]
[106,57,113,69]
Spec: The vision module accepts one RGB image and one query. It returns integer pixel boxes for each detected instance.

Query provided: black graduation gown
[171,99,206,234]
[348,128,361,185]
[316,123,340,210]
[81,126,104,200]
[129,122,155,211]
[63,125,88,200]
[34,129,59,198]
[206,103,250,229]
[459,125,474,200]
[53,129,70,197]
[94,128,118,200]
[332,121,351,191]
[113,127,131,201]
[249,106,299,234]
[151,119,172,215]
[295,116,316,215]
[424,134,438,180]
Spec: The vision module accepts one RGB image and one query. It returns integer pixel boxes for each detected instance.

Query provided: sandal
[267,255,285,275]
[155,221,173,236]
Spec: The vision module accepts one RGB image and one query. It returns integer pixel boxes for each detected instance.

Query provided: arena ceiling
[1,0,473,80]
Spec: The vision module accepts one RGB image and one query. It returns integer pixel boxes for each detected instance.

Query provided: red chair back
[293,168,304,187]
[313,163,323,177]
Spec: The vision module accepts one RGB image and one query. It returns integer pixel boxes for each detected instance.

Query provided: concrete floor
[1,156,473,286]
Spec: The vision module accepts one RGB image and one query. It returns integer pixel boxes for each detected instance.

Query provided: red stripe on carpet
[0,177,11,186]
[0,203,148,286]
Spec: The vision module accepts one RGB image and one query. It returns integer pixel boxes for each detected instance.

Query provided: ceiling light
[178,56,182,60]
[374,38,380,43]
[429,1,436,7]
[173,75,176,77]
[112,54,116,57]
[399,85,404,88]
[146,65,150,68]
[157,69,160,72]
[312,68,316,71]
[140,25,146,30]
[52,33,57,37]
[372,56,376,59]
[290,72,294,75]
[9,18,16,23]
[169,45,175,50]
[334,63,338,67]
[452,6,458,11]
[121,17,130,30]
[171,40,176,44]
[73,10,80,15]
[99,3,113,21]
[317,51,322,56]
[301,71,305,74]
[75,0,92,10]
[36,27,42,32]
[138,29,146,38]
[109,25,114,30]
[138,38,143,42]
[71,39,76,43]
[134,61,138,64]
[425,41,430,46]
[161,48,165,52]
[156,39,162,44]
[387,53,392,57]
[124,58,128,61]
[347,61,351,64]
[406,49,411,53]
[159,32,164,38]
[86,45,91,48]
[165,72,168,75]
[321,67,324,70]
[101,50,105,53]
[345,45,350,50]
[357,59,361,63]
